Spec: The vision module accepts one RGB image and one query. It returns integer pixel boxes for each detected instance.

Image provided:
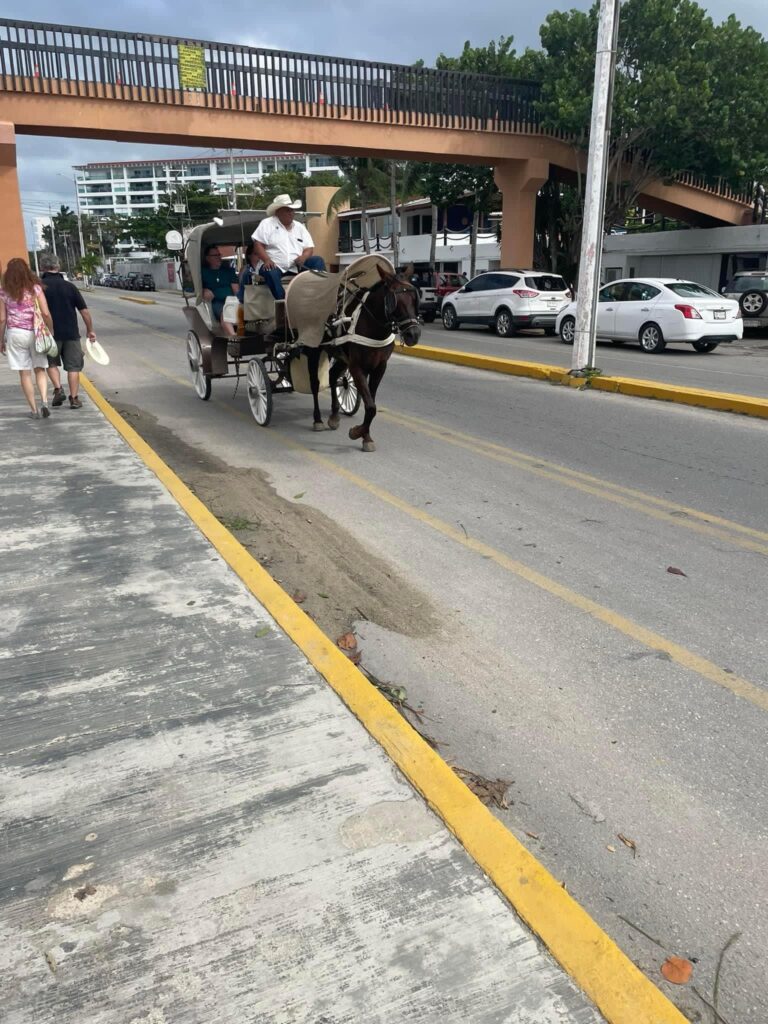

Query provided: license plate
[714,310,726,320]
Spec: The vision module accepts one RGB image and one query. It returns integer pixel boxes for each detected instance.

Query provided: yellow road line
[378,408,768,556]
[81,370,688,1024]
[125,355,768,717]
[398,344,768,420]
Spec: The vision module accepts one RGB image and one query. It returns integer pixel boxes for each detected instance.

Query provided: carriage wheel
[336,369,361,416]
[186,330,211,400]
[247,358,273,426]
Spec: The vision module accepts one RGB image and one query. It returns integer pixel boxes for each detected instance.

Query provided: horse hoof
[362,440,376,452]
[327,416,340,431]
[312,421,327,432]
[349,425,365,441]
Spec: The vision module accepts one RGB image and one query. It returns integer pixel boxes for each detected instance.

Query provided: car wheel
[559,316,575,345]
[692,340,719,353]
[739,290,768,318]
[442,305,460,331]
[494,308,515,337]
[639,323,666,353]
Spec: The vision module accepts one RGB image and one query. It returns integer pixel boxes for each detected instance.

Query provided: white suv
[441,270,572,336]
[722,271,768,328]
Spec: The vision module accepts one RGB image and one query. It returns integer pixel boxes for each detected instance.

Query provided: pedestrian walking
[0,258,54,418]
[40,255,95,410]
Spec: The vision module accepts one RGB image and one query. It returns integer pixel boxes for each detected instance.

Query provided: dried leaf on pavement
[618,833,638,857]
[291,590,307,604]
[661,955,693,985]
[666,566,688,577]
[336,632,358,651]
[453,767,513,809]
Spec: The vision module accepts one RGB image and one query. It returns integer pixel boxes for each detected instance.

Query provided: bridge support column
[494,160,549,269]
[0,123,27,271]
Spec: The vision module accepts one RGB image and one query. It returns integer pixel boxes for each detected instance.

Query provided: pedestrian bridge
[0,18,756,266]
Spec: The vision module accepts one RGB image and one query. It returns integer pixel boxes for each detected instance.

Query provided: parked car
[441,270,571,336]
[124,273,140,290]
[557,278,742,353]
[135,273,156,292]
[722,271,768,329]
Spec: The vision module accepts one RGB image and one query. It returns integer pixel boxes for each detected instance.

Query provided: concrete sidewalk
[0,378,609,1023]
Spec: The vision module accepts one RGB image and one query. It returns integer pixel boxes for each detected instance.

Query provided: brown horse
[306,265,421,451]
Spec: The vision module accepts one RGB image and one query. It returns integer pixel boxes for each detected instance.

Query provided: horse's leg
[327,358,343,430]
[358,360,387,452]
[306,348,325,430]
[348,362,376,450]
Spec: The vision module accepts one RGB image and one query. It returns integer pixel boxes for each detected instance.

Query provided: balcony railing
[0,18,543,133]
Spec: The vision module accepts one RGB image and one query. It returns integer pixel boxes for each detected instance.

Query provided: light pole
[47,203,58,257]
[571,0,621,373]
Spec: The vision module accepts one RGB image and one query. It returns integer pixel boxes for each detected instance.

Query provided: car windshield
[525,275,568,292]
[665,281,720,298]
[728,276,768,292]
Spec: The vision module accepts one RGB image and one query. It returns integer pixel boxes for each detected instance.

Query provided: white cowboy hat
[85,338,110,365]
[266,193,302,217]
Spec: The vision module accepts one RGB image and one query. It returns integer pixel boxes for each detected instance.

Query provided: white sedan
[557,278,743,353]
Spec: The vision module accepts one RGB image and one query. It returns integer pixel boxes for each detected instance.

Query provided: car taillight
[674,304,702,320]
[565,290,573,300]
[513,289,539,298]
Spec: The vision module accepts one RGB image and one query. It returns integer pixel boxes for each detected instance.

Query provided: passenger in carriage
[251,194,326,300]
[201,245,238,337]
[237,241,260,303]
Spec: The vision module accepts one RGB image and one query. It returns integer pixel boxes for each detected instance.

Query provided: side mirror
[720,287,727,294]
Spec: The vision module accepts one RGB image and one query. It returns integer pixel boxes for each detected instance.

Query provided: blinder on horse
[376,280,421,338]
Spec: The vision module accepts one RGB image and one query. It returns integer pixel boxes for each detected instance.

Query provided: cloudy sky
[8,0,767,239]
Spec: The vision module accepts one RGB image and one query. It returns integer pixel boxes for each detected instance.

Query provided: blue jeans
[259,255,326,300]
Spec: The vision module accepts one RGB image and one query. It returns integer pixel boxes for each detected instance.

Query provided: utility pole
[47,203,58,256]
[229,149,238,210]
[571,0,621,373]
[30,220,40,274]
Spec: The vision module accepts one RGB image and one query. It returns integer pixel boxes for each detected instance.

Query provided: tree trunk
[361,197,371,255]
[469,208,479,279]
[429,203,438,267]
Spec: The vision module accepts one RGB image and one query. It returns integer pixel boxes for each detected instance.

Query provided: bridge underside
[0,88,752,270]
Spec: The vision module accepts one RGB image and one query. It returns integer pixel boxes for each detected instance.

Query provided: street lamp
[571,0,621,373]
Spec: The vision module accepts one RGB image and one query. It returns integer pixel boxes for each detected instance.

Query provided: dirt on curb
[115,403,438,641]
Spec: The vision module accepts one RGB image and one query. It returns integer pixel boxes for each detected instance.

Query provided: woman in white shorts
[0,258,55,418]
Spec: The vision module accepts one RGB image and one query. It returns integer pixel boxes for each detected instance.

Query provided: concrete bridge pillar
[0,124,27,271]
[494,159,550,269]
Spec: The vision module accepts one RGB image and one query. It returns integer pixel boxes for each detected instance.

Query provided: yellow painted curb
[118,294,157,305]
[399,344,768,420]
[80,372,688,1024]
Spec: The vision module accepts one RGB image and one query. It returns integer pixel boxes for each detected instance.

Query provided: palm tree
[327,158,389,255]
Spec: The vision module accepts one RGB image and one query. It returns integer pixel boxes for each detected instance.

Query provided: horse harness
[327,280,419,348]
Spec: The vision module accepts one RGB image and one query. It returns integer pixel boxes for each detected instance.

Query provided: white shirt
[252,216,314,272]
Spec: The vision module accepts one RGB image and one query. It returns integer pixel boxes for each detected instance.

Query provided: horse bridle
[360,280,421,335]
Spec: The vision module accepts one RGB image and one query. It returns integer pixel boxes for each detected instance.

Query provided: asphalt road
[38,289,768,1022]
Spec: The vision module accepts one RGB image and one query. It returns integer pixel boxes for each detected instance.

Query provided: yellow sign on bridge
[178,44,206,91]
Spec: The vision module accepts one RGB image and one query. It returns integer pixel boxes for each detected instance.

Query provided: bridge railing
[0,19,543,132]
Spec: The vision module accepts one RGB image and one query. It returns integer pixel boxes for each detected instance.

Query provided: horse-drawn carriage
[180,211,421,450]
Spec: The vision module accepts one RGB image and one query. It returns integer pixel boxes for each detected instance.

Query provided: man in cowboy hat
[251,194,326,300]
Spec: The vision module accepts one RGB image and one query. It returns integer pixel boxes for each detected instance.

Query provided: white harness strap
[325,288,398,349]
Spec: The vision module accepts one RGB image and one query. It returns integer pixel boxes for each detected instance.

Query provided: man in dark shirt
[40,255,96,409]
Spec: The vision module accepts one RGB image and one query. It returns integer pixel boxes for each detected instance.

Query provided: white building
[603,223,768,291]
[75,152,342,218]
[337,199,501,275]
[31,216,51,250]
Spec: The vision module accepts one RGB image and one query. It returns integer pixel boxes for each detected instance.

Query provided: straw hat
[266,194,302,217]
[85,338,110,365]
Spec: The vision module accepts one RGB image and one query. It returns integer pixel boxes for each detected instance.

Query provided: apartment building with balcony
[75,152,342,218]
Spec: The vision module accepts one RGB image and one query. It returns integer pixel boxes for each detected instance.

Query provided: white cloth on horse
[251,216,315,273]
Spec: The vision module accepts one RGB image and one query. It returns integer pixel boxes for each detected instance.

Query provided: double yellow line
[380,406,768,557]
